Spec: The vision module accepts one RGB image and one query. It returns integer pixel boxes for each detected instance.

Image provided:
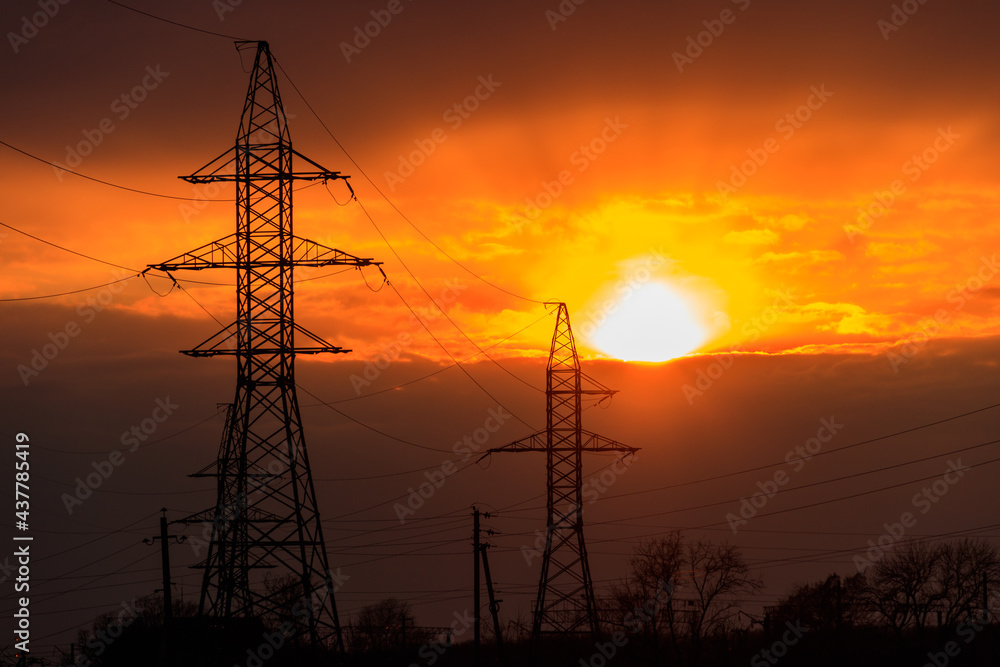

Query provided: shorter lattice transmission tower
[485,303,637,641]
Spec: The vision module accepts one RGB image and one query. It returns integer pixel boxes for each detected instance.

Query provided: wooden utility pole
[145,509,182,624]
[473,506,481,667]
[481,536,505,665]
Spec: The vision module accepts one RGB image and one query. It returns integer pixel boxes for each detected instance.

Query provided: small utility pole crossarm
[484,303,638,642]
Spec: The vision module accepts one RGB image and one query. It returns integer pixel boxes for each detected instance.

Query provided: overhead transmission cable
[272,59,546,306]
[70,5,549,427]
[596,400,1000,504]
[0,140,227,202]
[301,307,552,407]
[352,195,544,399]
[103,0,251,41]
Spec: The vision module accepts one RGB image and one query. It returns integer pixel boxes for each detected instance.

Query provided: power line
[33,540,147,593]
[476,402,1000,544]
[300,307,551,408]
[162,268,486,456]
[696,454,1000,530]
[85,3,547,309]
[273,59,546,306]
[297,382,460,453]
[744,522,1000,573]
[33,511,161,565]
[0,275,138,302]
[355,195,542,404]
[176,283,226,327]
[316,461,470,483]
[316,403,999,536]
[103,0,251,41]
[322,459,480,522]
[596,400,1000,504]
[0,221,140,272]
[33,408,224,455]
[386,280,536,430]
[573,452,1000,532]
[0,139,227,202]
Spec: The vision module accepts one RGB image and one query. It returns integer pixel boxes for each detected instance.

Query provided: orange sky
[2,0,998,368]
[2,0,1000,658]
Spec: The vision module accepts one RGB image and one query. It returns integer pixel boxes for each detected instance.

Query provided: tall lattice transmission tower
[147,41,379,649]
[486,303,637,641]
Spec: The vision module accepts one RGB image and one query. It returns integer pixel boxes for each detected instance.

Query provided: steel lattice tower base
[487,303,637,640]
[147,41,379,650]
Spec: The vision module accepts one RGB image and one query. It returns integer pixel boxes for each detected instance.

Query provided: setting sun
[589,282,709,362]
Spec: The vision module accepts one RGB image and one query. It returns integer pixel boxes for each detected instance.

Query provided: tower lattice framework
[147,41,379,649]
[487,303,637,640]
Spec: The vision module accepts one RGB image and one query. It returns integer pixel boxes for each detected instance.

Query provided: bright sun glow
[590,282,708,362]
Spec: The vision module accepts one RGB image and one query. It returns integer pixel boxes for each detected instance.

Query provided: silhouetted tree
[860,540,940,648]
[347,598,413,655]
[774,572,868,631]
[610,533,685,660]
[611,532,761,665]
[935,538,1000,630]
[68,593,198,666]
[860,538,1000,652]
[685,537,762,662]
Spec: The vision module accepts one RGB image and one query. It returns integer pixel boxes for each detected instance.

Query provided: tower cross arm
[291,236,381,268]
[481,429,639,456]
[145,234,381,272]
[179,147,350,184]
[146,234,239,272]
